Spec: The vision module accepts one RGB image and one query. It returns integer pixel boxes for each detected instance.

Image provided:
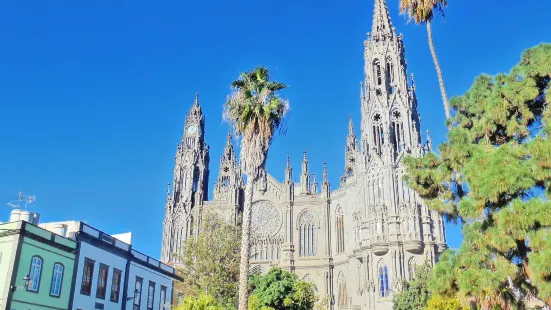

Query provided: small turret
[311,173,318,194]
[300,151,311,195]
[285,155,292,183]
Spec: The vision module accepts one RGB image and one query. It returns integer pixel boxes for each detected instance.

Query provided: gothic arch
[337,271,348,307]
[408,257,417,280]
[371,112,384,155]
[296,209,319,228]
[377,259,390,298]
[385,55,394,84]
[302,274,318,292]
[336,205,345,254]
[372,58,382,86]
[298,210,318,257]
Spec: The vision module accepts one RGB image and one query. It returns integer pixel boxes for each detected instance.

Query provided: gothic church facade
[160,0,447,309]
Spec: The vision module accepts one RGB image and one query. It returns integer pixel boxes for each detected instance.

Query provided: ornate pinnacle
[348,115,354,135]
[194,92,199,106]
[323,161,328,182]
[226,130,232,144]
[411,73,416,91]
[285,154,292,183]
[303,151,307,161]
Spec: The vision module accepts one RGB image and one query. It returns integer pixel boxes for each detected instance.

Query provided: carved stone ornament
[251,200,282,237]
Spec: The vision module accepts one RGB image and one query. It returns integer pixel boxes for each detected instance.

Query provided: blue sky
[1,0,550,259]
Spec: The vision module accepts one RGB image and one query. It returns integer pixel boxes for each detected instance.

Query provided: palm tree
[223,66,289,310]
[399,0,451,121]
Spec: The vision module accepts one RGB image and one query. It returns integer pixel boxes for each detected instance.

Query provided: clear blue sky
[1,0,550,259]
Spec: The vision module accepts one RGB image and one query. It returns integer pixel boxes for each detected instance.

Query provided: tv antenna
[7,192,36,210]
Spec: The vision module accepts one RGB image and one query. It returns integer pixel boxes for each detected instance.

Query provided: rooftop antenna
[7,192,36,210]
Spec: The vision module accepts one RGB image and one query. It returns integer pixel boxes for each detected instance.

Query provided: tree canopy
[392,263,432,310]
[177,211,241,308]
[403,44,551,308]
[248,267,317,310]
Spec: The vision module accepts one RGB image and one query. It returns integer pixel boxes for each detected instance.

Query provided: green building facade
[0,220,77,310]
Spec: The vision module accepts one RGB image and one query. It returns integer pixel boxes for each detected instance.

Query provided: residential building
[0,220,77,310]
[126,250,175,310]
[39,221,178,310]
[160,0,447,309]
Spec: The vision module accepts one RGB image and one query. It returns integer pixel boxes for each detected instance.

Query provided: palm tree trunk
[237,179,255,310]
[426,20,451,121]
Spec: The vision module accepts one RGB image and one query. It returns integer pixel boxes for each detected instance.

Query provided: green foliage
[177,212,241,308]
[393,263,432,310]
[399,0,447,24]
[403,44,551,308]
[175,294,226,310]
[426,295,469,310]
[248,267,318,310]
[224,66,289,178]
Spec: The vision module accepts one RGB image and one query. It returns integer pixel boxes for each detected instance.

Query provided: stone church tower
[160,93,210,263]
[161,0,447,308]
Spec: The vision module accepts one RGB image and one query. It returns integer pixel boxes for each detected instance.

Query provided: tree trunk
[237,180,255,310]
[426,20,451,121]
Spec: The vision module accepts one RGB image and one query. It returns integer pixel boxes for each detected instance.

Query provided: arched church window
[336,206,345,254]
[385,56,394,83]
[408,258,417,280]
[372,113,384,155]
[337,272,347,307]
[391,111,404,154]
[299,211,316,257]
[192,172,199,192]
[182,168,189,192]
[378,263,390,297]
[222,176,230,187]
[373,59,382,86]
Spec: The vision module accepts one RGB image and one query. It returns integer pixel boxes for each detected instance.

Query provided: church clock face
[187,125,197,134]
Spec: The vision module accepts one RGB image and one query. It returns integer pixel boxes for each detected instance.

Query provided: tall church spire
[360,0,422,161]
[371,0,395,40]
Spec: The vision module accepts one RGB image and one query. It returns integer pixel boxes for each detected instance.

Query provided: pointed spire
[226,130,232,146]
[194,92,199,106]
[166,182,171,197]
[426,130,433,151]
[411,73,416,91]
[286,154,291,169]
[285,155,292,183]
[372,0,395,39]
[348,115,354,135]
[323,161,328,183]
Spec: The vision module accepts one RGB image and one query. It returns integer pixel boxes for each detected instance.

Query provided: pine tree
[403,44,551,308]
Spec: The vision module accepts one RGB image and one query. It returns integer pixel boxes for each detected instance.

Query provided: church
[160,0,448,309]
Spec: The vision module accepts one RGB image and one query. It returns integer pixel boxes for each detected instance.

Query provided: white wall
[126,261,173,310]
[72,241,128,310]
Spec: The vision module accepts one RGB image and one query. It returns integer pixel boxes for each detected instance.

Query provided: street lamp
[10,275,30,292]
